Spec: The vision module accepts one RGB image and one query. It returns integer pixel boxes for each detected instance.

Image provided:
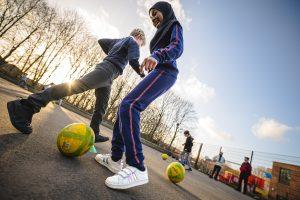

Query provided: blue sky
[183,0,300,157]
[49,0,300,157]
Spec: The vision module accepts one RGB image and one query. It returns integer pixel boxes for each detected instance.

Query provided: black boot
[186,168,192,171]
[94,133,109,143]
[7,99,34,134]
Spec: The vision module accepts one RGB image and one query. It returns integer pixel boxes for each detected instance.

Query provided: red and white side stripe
[128,71,164,164]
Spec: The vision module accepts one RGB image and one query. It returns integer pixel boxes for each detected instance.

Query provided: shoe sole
[94,138,109,143]
[105,179,149,190]
[7,101,32,134]
[94,156,120,174]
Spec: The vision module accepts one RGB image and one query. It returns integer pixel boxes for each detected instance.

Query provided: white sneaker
[105,166,149,189]
[95,154,123,173]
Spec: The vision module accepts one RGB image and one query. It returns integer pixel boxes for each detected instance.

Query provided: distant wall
[269,162,300,200]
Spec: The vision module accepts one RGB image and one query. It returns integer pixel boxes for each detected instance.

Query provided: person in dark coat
[180,130,194,171]
[238,157,252,194]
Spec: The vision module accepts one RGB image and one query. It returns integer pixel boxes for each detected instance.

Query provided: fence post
[194,143,203,168]
[250,151,254,165]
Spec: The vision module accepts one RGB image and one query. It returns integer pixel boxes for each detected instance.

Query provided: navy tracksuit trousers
[111,69,176,171]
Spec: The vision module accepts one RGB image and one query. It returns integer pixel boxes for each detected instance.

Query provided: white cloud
[197,116,233,141]
[76,7,120,38]
[47,0,120,38]
[172,75,215,104]
[252,118,291,141]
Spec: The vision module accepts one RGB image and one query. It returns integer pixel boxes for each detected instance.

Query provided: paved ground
[0,77,253,200]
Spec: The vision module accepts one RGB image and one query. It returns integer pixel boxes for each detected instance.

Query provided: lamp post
[194,143,203,169]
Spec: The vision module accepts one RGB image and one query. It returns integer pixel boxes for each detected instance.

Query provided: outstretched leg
[113,69,176,171]
[90,86,111,143]
[214,166,221,180]
[243,175,249,194]
[103,69,177,189]
[210,165,217,178]
[27,63,118,112]
[111,108,125,161]
[185,153,192,171]
[94,108,125,173]
[7,61,119,134]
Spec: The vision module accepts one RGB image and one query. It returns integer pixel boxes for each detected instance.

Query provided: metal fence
[190,142,300,170]
[186,141,300,199]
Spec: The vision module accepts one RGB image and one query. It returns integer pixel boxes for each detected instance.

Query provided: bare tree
[30,11,85,84]
[103,68,140,123]
[146,91,178,141]
[0,0,42,38]
[167,99,197,149]
[0,0,199,152]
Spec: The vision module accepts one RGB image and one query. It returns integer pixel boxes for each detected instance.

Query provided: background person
[237,157,252,194]
[209,152,225,180]
[180,130,194,171]
[19,74,28,90]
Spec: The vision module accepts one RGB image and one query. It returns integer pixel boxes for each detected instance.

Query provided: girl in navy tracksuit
[97,1,184,189]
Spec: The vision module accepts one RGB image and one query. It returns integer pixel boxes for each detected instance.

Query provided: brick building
[268,162,300,200]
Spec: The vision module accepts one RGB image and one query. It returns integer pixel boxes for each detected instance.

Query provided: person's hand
[140,56,158,72]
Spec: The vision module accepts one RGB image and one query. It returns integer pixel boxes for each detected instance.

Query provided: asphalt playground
[0,77,253,200]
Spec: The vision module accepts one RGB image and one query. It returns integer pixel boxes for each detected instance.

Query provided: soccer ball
[57,123,95,157]
[161,153,168,160]
[166,162,185,183]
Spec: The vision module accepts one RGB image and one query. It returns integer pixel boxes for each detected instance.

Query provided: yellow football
[161,153,168,160]
[166,162,185,183]
[57,123,95,157]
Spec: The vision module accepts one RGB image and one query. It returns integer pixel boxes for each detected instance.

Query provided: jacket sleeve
[128,38,144,77]
[151,23,184,63]
[129,59,145,77]
[98,38,118,54]
[248,164,252,175]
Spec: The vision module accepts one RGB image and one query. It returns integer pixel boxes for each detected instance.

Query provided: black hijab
[149,1,181,53]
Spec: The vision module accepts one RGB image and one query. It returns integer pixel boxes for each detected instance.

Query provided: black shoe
[186,168,192,171]
[7,100,34,134]
[94,134,109,143]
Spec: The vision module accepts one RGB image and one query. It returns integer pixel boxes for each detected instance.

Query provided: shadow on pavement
[55,152,82,166]
[0,133,29,157]
[106,188,141,200]
[0,86,30,98]
[172,182,200,200]
[148,163,201,200]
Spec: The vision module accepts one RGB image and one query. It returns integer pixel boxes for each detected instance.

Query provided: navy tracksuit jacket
[98,36,143,76]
